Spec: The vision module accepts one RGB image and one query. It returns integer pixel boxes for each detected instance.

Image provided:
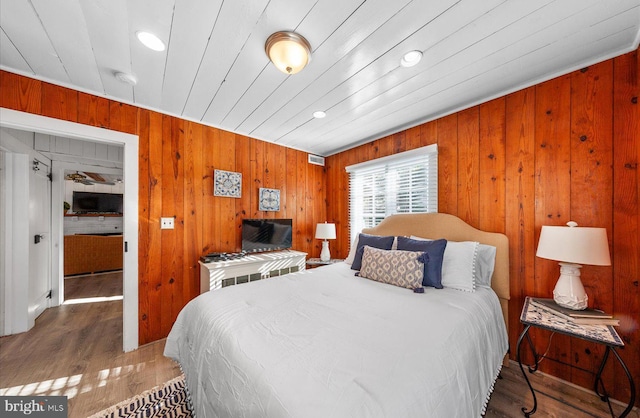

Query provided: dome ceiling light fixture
[265,31,312,75]
[313,110,326,119]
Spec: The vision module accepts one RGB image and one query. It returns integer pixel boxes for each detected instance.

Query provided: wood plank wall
[326,49,639,405]
[0,70,327,344]
[1,46,638,404]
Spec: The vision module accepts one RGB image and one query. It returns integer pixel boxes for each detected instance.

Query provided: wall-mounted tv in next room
[242,219,292,253]
[72,191,123,214]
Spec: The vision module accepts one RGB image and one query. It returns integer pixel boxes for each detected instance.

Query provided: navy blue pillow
[350,233,395,271]
[396,236,447,289]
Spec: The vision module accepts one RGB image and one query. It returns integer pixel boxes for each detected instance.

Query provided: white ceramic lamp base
[553,262,588,310]
[320,240,331,261]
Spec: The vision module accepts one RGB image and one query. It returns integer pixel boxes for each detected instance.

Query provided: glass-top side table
[517,297,635,417]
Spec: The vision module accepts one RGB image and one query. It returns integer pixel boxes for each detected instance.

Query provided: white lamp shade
[315,223,336,240]
[536,223,611,266]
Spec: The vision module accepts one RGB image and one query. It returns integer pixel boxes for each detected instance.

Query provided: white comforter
[164,262,508,418]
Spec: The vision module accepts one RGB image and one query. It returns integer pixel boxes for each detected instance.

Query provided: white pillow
[344,235,359,265]
[409,236,496,288]
[410,236,479,292]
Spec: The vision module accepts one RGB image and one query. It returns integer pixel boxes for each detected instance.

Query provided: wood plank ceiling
[1,0,639,156]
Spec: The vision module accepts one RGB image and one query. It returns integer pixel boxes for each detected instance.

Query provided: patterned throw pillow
[358,246,426,290]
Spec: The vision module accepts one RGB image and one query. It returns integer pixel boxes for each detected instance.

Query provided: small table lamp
[315,222,336,261]
[536,221,611,310]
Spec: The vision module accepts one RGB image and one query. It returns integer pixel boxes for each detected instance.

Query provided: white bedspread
[164,262,508,418]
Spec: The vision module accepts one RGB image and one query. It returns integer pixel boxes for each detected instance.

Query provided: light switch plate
[160,217,174,229]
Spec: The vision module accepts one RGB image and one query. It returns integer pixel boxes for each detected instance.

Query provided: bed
[165,213,510,417]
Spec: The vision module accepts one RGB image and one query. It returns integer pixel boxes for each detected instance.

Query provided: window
[346,144,437,241]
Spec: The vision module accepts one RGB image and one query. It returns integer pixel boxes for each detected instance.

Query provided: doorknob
[34,234,44,244]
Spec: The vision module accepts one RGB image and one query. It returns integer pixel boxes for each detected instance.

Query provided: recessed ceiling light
[401,50,422,68]
[313,111,326,119]
[115,72,138,86]
[136,31,165,51]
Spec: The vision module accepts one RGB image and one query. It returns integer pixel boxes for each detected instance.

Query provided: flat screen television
[72,191,123,214]
[242,219,292,253]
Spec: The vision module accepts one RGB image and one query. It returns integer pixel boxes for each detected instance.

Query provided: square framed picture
[259,188,280,211]
[214,170,242,198]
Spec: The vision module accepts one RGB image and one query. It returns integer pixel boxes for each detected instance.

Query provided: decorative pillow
[410,236,479,292]
[346,235,399,266]
[358,246,426,290]
[350,233,395,270]
[396,236,447,289]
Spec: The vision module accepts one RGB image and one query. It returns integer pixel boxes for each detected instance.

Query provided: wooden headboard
[362,213,510,338]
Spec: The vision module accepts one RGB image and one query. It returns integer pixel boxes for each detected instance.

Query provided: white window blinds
[346,144,437,241]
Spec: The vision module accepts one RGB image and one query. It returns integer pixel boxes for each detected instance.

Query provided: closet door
[28,158,51,326]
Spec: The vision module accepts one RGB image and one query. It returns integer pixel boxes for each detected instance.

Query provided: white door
[0,149,6,334]
[28,158,51,325]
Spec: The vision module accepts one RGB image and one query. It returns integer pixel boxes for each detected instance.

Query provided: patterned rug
[88,375,192,418]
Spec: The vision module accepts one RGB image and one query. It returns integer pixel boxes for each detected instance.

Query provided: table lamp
[315,222,336,261]
[535,221,611,310]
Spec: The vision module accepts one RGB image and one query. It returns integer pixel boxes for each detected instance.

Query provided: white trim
[345,143,437,173]
[0,152,30,335]
[0,108,139,352]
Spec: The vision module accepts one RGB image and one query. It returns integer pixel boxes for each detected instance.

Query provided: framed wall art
[214,169,242,198]
[259,188,280,211]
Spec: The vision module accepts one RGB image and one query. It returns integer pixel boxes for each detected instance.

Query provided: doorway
[0,108,139,352]
[62,166,124,307]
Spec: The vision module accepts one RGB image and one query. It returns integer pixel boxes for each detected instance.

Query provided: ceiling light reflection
[136,31,165,51]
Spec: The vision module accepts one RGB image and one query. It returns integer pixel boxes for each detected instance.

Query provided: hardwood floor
[0,272,636,417]
[63,271,124,300]
[488,363,638,418]
[0,272,181,417]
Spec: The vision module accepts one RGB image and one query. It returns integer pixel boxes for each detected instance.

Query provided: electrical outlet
[160,217,174,229]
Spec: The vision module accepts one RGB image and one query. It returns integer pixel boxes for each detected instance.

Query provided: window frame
[345,144,438,242]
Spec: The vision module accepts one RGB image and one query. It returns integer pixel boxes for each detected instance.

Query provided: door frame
[0,107,139,352]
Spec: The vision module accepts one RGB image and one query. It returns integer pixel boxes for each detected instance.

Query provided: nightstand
[517,297,635,417]
[306,258,344,268]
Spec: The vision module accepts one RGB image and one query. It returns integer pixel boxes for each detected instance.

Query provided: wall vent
[308,154,325,166]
